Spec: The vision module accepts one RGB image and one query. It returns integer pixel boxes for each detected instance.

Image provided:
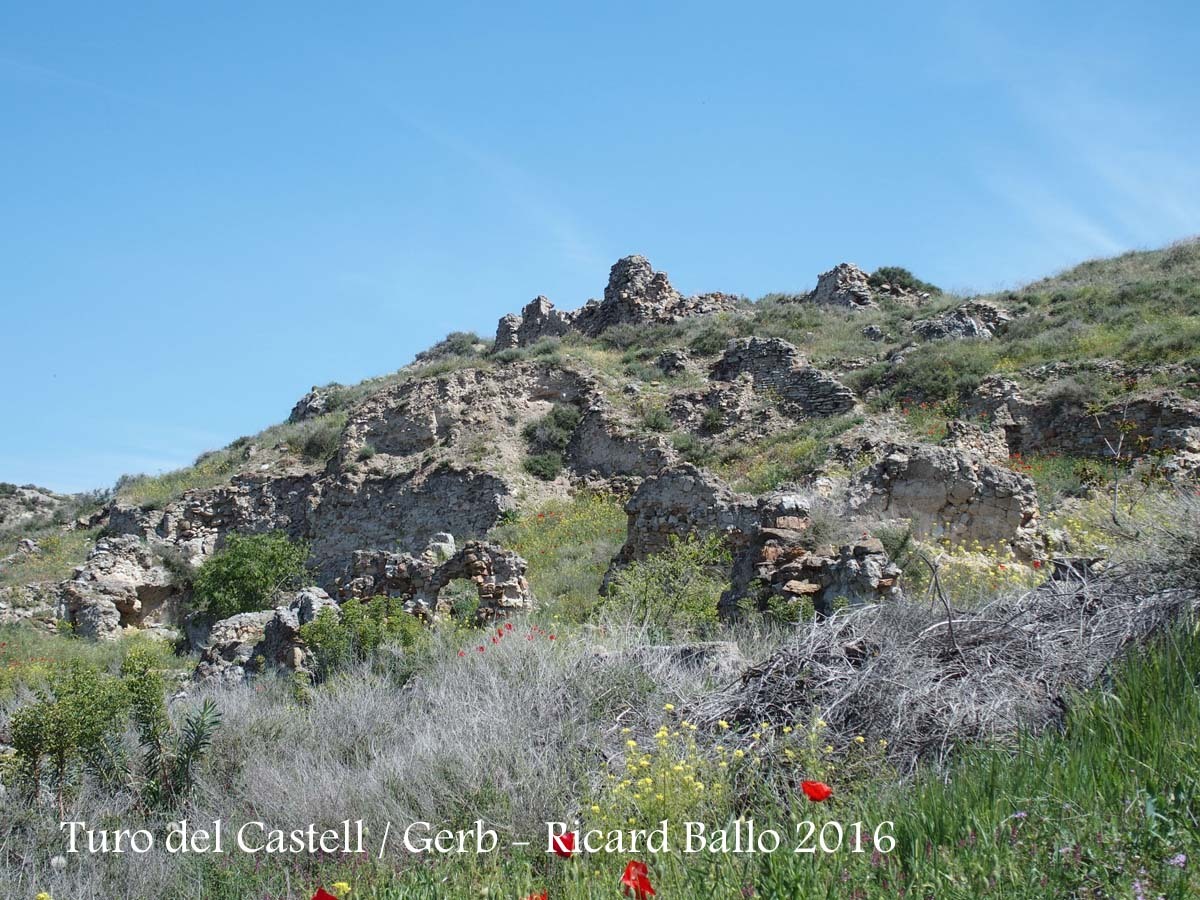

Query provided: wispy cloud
[938,8,1200,261]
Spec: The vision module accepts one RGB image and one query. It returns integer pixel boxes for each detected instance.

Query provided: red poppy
[548,634,556,640]
[498,627,505,637]
[1032,559,1043,569]
[801,780,833,802]
[523,893,548,900]
[551,831,577,858]
[458,650,465,657]
[505,622,514,631]
[476,646,486,653]
[620,860,655,898]
[312,890,339,900]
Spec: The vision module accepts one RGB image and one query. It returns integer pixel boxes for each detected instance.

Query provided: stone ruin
[845,442,1041,556]
[338,534,533,622]
[606,466,904,620]
[710,337,858,419]
[493,255,740,349]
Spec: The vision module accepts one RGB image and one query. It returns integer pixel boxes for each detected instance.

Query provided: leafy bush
[10,661,128,807]
[415,330,485,362]
[881,339,999,403]
[190,532,310,620]
[299,595,426,682]
[522,403,582,480]
[601,533,730,638]
[523,451,564,480]
[868,265,940,295]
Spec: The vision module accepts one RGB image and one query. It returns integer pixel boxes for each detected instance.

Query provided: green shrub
[190,532,310,620]
[868,265,940,295]
[522,451,564,480]
[299,596,426,682]
[522,403,582,480]
[641,406,672,432]
[601,533,730,639]
[10,661,129,806]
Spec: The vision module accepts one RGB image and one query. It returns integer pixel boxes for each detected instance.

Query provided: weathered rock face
[968,376,1200,461]
[941,420,1010,463]
[913,301,1012,340]
[338,362,595,470]
[309,466,514,585]
[339,538,533,622]
[106,472,319,564]
[711,338,858,418]
[58,536,184,640]
[847,443,1041,554]
[565,405,675,480]
[806,263,876,310]
[288,386,338,423]
[608,465,760,579]
[493,256,739,348]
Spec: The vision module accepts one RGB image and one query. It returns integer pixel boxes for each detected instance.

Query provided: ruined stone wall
[711,338,857,417]
[970,377,1200,460]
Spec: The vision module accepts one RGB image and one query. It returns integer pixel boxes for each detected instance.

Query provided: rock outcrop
[493,256,739,348]
[288,386,339,423]
[58,536,184,640]
[913,301,1012,340]
[968,377,1200,462]
[193,586,339,684]
[846,443,1041,555]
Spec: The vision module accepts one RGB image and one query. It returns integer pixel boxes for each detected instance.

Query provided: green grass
[715,414,862,492]
[0,528,100,592]
[0,624,189,699]
[489,493,628,622]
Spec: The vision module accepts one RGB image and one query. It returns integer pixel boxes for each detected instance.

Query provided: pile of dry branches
[695,546,1198,769]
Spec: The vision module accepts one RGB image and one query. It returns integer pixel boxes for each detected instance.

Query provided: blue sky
[2,1,1198,492]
